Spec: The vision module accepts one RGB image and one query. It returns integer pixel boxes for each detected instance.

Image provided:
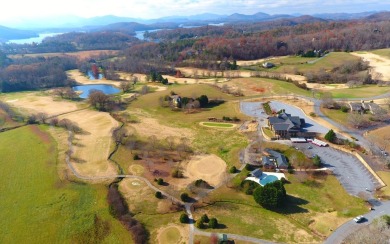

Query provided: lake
[73,84,121,99]
[7,33,63,44]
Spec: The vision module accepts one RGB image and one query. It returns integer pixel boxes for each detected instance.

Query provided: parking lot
[293,142,380,198]
[240,101,381,199]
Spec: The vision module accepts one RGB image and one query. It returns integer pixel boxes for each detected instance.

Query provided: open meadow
[0,125,131,243]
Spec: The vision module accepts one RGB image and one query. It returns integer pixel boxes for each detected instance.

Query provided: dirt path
[351,52,390,81]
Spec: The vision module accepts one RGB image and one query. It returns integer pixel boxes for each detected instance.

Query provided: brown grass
[9,50,119,61]
[67,69,122,87]
[185,154,226,186]
[59,109,119,177]
[4,93,81,116]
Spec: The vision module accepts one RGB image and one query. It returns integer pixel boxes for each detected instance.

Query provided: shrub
[179,213,189,223]
[155,191,162,199]
[341,106,349,113]
[172,169,184,178]
[200,214,209,223]
[309,112,316,117]
[196,219,205,229]
[229,166,237,173]
[133,154,140,160]
[313,155,322,167]
[157,178,164,185]
[324,129,336,143]
[209,218,218,229]
[180,193,189,202]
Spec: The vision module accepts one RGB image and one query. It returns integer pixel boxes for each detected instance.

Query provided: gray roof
[269,112,304,132]
[262,156,274,167]
[265,149,288,168]
[349,103,363,111]
[251,168,263,178]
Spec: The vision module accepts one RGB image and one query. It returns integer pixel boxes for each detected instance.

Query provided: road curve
[324,200,390,244]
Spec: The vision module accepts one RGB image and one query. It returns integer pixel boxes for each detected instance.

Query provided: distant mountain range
[1,11,389,42]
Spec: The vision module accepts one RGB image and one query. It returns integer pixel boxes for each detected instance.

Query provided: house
[268,111,305,139]
[349,102,364,114]
[262,62,275,68]
[169,95,182,108]
[349,101,385,115]
[262,149,289,169]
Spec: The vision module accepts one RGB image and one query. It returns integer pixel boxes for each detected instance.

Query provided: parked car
[353,215,365,223]
[308,146,313,149]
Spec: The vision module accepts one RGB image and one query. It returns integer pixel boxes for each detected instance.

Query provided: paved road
[324,200,390,244]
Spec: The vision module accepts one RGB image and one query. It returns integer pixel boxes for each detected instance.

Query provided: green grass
[320,107,349,127]
[329,85,390,98]
[196,172,367,242]
[158,226,181,243]
[130,84,249,167]
[274,52,361,74]
[377,171,390,196]
[202,122,234,128]
[0,125,131,243]
[371,48,390,59]
[262,127,275,138]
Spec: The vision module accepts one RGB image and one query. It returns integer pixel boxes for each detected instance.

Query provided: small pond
[73,84,120,99]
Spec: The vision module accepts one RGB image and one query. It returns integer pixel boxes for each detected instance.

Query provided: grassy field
[372,48,390,59]
[377,171,390,196]
[229,77,312,97]
[320,107,349,127]
[329,85,390,99]
[0,125,131,243]
[129,84,249,167]
[202,122,235,128]
[195,172,367,243]
[274,52,361,74]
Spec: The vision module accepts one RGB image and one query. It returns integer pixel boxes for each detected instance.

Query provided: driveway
[293,142,381,198]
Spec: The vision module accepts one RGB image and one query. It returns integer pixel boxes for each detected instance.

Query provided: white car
[353,215,364,223]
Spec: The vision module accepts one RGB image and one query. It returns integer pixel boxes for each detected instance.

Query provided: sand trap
[185,154,226,186]
[351,52,390,81]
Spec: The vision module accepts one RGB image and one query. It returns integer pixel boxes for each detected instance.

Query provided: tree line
[0,56,77,92]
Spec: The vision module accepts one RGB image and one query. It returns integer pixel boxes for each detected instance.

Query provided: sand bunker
[185,154,226,186]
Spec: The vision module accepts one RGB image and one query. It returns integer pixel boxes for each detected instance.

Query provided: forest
[0,13,390,92]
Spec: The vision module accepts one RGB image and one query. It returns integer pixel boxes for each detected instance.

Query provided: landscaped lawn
[320,107,349,127]
[262,127,275,138]
[202,122,235,128]
[0,125,131,243]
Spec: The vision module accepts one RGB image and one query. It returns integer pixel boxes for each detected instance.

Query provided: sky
[1,0,390,26]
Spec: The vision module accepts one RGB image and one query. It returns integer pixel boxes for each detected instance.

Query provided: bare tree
[348,113,369,128]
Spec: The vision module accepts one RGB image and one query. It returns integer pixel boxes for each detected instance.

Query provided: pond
[72,84,120,99]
